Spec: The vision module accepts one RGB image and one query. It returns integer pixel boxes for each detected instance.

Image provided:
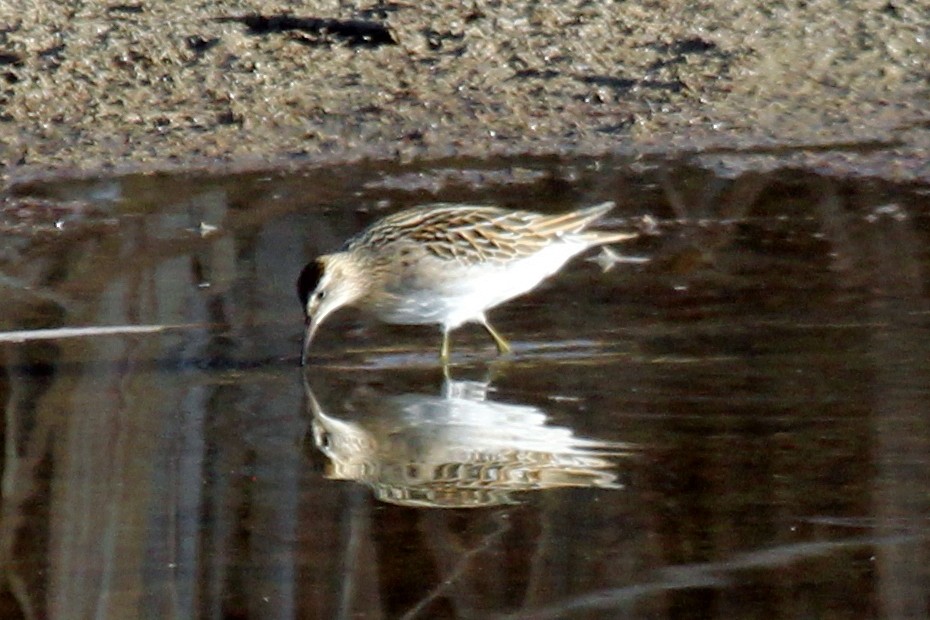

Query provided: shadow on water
[1,154,929,617]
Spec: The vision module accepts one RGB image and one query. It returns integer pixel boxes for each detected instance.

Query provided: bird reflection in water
[302,368,633,508]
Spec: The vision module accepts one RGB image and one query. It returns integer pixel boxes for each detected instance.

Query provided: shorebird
[297,201,635,364]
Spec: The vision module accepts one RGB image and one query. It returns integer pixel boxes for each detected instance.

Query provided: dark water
[2,156,929,618]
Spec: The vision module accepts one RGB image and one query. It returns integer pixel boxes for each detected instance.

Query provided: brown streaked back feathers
[344,202,632,263]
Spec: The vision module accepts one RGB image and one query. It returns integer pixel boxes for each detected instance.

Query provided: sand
[1,0,928,184]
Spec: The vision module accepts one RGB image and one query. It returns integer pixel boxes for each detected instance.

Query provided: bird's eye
[316,290,326,300]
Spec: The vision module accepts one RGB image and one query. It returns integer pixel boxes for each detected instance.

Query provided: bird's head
[297,253,365,365]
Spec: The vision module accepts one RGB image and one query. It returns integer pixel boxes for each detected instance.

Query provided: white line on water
[0,324,189,343]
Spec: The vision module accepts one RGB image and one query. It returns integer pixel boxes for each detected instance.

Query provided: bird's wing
[347,203,623,263]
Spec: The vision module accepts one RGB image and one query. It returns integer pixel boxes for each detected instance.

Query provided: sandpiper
[297,201,635,364]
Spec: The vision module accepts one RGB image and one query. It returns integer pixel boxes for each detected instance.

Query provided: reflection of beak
[300,315,319,366]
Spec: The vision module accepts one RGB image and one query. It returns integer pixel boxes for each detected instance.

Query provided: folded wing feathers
[352,202,630,263]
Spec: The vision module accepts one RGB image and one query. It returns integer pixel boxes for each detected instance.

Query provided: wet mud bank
[1,0,928,187]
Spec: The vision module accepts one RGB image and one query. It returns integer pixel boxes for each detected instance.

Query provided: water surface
[2,156,929,618]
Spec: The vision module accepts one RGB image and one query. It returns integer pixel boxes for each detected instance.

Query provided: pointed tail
[585,229,638,245]
[553,201,638,245]
[534,201,617,235]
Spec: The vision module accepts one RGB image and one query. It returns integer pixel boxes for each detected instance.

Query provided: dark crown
[296,259,324,310]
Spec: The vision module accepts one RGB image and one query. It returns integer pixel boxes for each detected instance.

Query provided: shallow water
[2,156,929,618]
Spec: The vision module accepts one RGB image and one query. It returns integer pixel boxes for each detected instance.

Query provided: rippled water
[2,156,929,618]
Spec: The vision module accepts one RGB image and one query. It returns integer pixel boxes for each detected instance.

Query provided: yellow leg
[440,329,451,361]
[481,319,512,355]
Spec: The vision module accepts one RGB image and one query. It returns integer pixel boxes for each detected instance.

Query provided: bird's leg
[480,318,512,355]
[440,329,451,362]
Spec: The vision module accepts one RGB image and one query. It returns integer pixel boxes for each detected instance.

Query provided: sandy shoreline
[1,1,928,185]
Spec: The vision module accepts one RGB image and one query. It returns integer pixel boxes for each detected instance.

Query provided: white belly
[370,242,588,328]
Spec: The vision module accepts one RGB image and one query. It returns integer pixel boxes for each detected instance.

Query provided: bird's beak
[300,315,320,366]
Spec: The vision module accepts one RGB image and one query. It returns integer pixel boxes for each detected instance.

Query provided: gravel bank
[1,1,928,184]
